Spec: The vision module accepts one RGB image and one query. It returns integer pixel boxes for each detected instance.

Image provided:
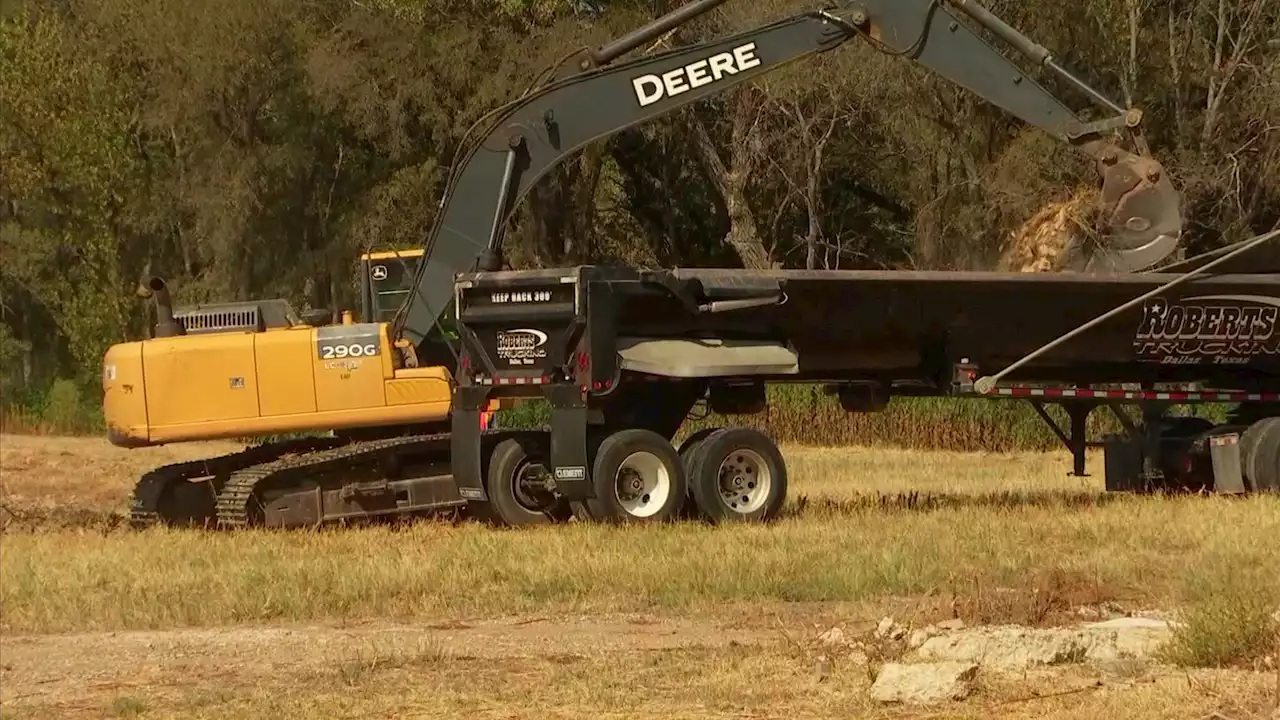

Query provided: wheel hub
[513,461,555,512]
[613,452,671,518]
[717,449,771,514]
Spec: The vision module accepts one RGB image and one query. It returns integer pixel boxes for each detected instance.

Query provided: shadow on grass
[1,484,1256,535]
[778,484,1266,520]
[781,489,1126,519]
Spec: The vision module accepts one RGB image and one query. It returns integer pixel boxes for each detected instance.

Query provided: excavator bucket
[1001,150,1182,275]
[1089,150,1183,273]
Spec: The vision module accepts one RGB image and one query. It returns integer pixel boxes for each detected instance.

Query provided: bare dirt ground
[0,434,245,527]
[2,434,1278,719]
[4,612,1277,719]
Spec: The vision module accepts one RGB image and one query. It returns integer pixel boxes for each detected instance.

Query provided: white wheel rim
[717,448,771,514]
[613,451,672,518]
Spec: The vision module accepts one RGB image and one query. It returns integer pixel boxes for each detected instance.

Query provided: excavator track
[129,436,349,528]
[214,432,453,529]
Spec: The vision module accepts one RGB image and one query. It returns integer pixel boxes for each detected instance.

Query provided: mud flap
[452,385,489,501]
[1208,432,1246,494]
[548,384,591,500]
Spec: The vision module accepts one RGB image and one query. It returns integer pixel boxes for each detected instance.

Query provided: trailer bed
[455,265,1280,393]
[447,261,1280,519]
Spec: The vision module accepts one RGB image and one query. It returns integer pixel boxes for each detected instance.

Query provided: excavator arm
[392,0,1182,351]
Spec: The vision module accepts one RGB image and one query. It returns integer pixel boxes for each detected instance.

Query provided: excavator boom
[393,0,1183,350]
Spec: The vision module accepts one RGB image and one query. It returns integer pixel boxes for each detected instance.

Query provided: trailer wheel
[687,428,787,524]
[483,437,574,526]
[586,428,687,523]
[675,428,720,520]
[1243,418,1280,493]
[678,429,721,460]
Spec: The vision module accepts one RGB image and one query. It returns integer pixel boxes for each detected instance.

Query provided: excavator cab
[359,248,425,324]
[360,247,461,372]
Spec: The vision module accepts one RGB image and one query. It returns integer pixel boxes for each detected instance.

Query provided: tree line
[1,0,1277,418]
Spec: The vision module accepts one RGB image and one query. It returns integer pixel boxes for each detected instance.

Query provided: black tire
[1244,418,1280,493]
[1240,423,1265,492]
[482,436,573,527]
[585,428,687,524]
[687,428,787,524]
[675,428,720,520]
[678,428,721,458]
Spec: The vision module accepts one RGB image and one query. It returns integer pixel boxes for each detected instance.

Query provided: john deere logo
[371,265,388,281]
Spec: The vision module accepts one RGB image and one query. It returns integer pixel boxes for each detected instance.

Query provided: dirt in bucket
[996,187,1102,273]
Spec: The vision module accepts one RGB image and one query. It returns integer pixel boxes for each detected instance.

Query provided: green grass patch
[1160,552,1280,668]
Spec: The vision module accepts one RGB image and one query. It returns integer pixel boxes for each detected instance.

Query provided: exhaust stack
[147,276,185,338]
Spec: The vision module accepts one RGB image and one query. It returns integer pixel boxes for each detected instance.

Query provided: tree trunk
[689,95,775,270]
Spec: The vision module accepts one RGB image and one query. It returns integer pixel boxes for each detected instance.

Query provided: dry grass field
[2,433,1279,719]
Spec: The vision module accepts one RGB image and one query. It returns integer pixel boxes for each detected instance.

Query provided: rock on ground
[870,661,979,704]
[913,619,1173,673]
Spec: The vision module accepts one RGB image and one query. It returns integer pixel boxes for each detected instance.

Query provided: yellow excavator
[107,249,449,446]
[102,0,1186,529]
[106,248,498,527]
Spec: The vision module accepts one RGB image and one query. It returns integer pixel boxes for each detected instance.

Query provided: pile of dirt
[996,188,1102,273]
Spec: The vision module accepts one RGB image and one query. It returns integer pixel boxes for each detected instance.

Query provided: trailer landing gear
[1017,396,1279,495]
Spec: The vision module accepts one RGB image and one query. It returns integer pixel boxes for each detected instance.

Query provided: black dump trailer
[447,251,1280,526]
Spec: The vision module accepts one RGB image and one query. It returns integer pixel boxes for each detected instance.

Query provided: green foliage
[109,696,149,719]
[0,7,143,382]
[1,377,104,435]
[361,0,578,25]
[0,324,29,399]
[42,379,86,432]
